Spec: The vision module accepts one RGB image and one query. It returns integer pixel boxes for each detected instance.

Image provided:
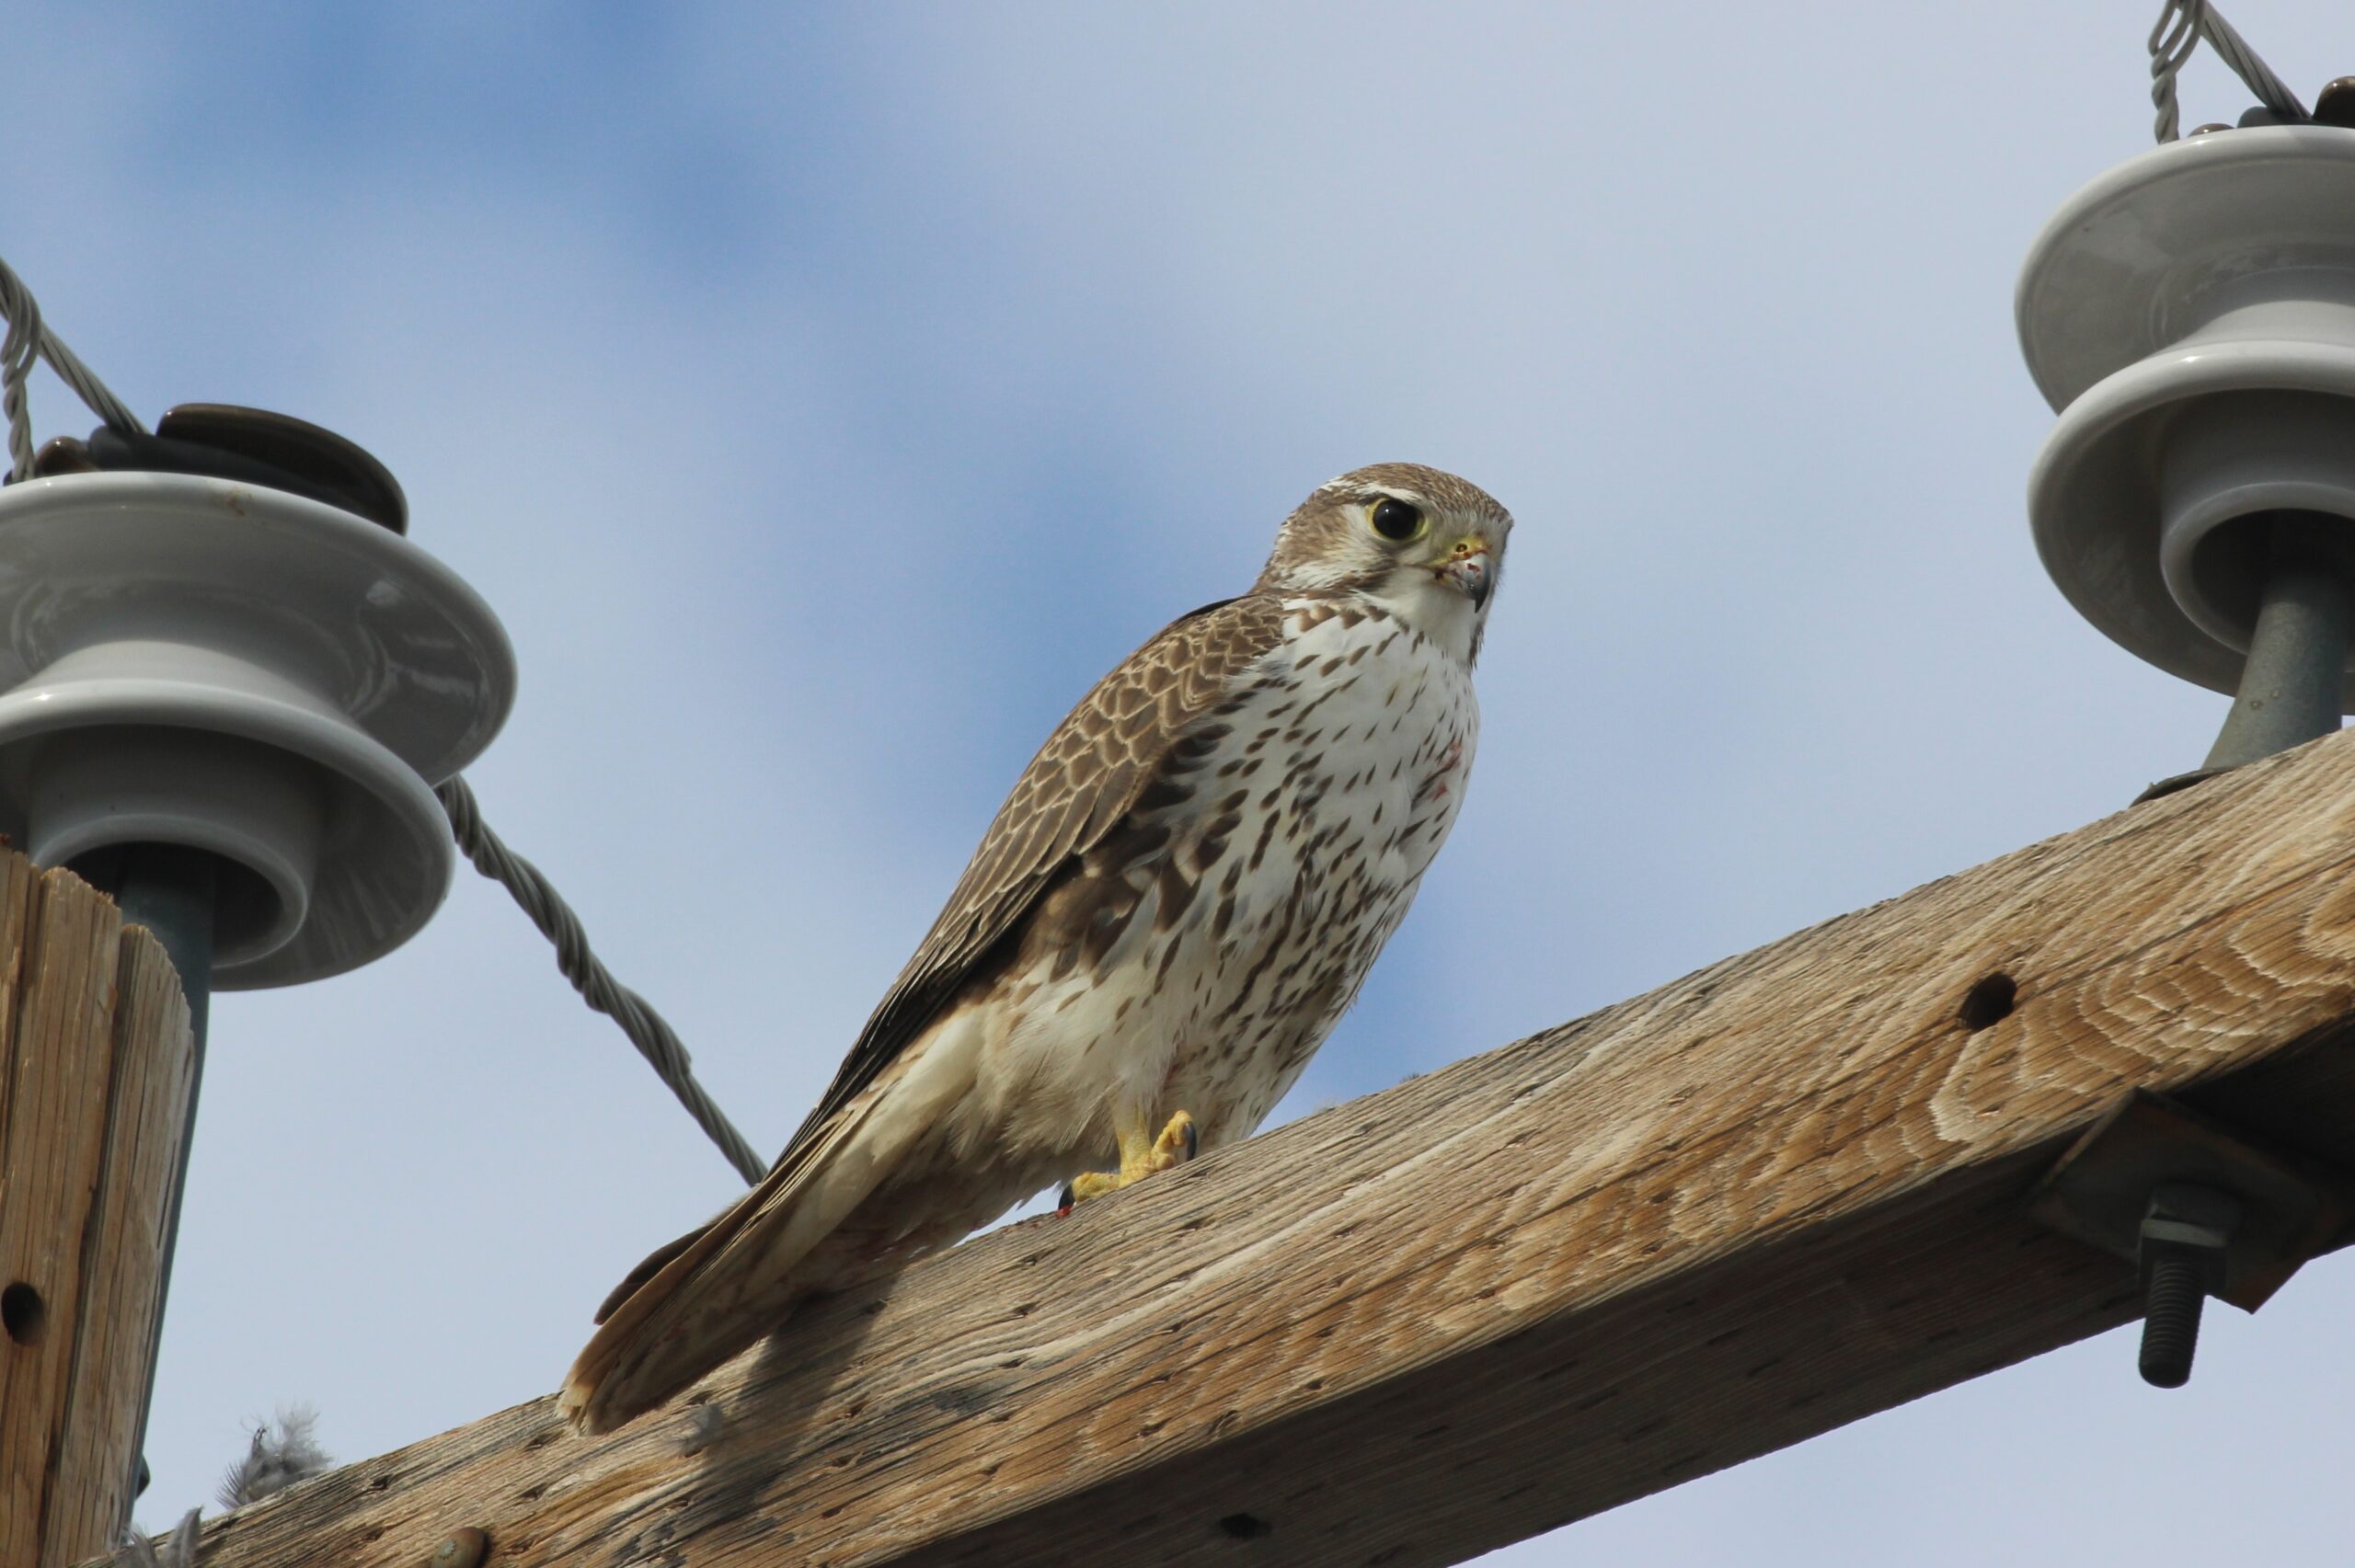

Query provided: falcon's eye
[1369,498,1425,543]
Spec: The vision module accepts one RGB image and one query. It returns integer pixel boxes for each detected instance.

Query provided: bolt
[2134,1182,2240,1390]
[2138,1243,2209,1387]
[430,1527,489,1568]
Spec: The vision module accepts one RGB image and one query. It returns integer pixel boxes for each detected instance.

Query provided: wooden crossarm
[2,864,197,1568]
[143,729,2355,1568]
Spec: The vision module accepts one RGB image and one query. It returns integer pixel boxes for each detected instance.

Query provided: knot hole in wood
[1957,973,2018,1033]
[1,1280,43,1345]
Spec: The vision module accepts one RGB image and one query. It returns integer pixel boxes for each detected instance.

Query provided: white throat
[1354,568,1481,664]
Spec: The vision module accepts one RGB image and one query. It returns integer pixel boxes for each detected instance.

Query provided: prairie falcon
[562,462,1511,1434]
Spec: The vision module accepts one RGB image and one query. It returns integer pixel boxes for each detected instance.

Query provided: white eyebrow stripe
[1316,480,1430,508]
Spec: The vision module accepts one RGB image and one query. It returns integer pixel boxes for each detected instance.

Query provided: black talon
[1056,1184,1075,1216]
[1182,1119,1199,1162]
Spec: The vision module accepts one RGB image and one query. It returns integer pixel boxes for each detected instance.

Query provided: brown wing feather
[775,592,1288,1155]
[563,1089,890,1432]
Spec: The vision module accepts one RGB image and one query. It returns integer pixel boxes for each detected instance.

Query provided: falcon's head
[1255,463,1514,663]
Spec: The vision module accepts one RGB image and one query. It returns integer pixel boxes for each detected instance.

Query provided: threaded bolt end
[2139,1247,2210,1389]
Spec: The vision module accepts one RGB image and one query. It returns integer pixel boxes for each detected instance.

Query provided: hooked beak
[1436,540,1490,609]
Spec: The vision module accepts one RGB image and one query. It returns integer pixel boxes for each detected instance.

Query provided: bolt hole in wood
[1957,973,2017,1032]
[1,1279,43,1345]
[1218,1513,1271,1539]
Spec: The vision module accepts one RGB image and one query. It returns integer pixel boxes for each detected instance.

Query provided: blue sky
[13,3,2355,1560]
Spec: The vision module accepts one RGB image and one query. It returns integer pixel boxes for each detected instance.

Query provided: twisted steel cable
[438,778,768,1184]
[2148,0,2206,141]
[0,255,143,481]
[0,264,40,481]
[2,250,766,1186]
[2150,1,2310,143]
[2201,5,2310,123]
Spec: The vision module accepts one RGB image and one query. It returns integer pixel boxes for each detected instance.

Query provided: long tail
[560,1095,887,1436]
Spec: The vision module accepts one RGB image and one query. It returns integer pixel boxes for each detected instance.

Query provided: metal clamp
[2029,1091,2348,1387]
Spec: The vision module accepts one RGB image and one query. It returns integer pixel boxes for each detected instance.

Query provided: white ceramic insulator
[0,472,514,988]
[2157,391,2355,651]
[2019,126,2355,705]
[24,726,326,966]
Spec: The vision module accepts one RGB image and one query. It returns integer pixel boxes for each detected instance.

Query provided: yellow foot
[1060,1111,1198,1211]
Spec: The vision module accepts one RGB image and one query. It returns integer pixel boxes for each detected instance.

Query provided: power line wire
[0,255,767,1187]
[2149,1,2309,142]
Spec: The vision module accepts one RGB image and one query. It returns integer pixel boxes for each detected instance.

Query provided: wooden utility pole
[0,859,197,1568]
[101,732,2355,1567]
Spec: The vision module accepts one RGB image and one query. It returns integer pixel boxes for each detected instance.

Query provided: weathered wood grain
[146,730,2355,1568]
[1,863,195,1568]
